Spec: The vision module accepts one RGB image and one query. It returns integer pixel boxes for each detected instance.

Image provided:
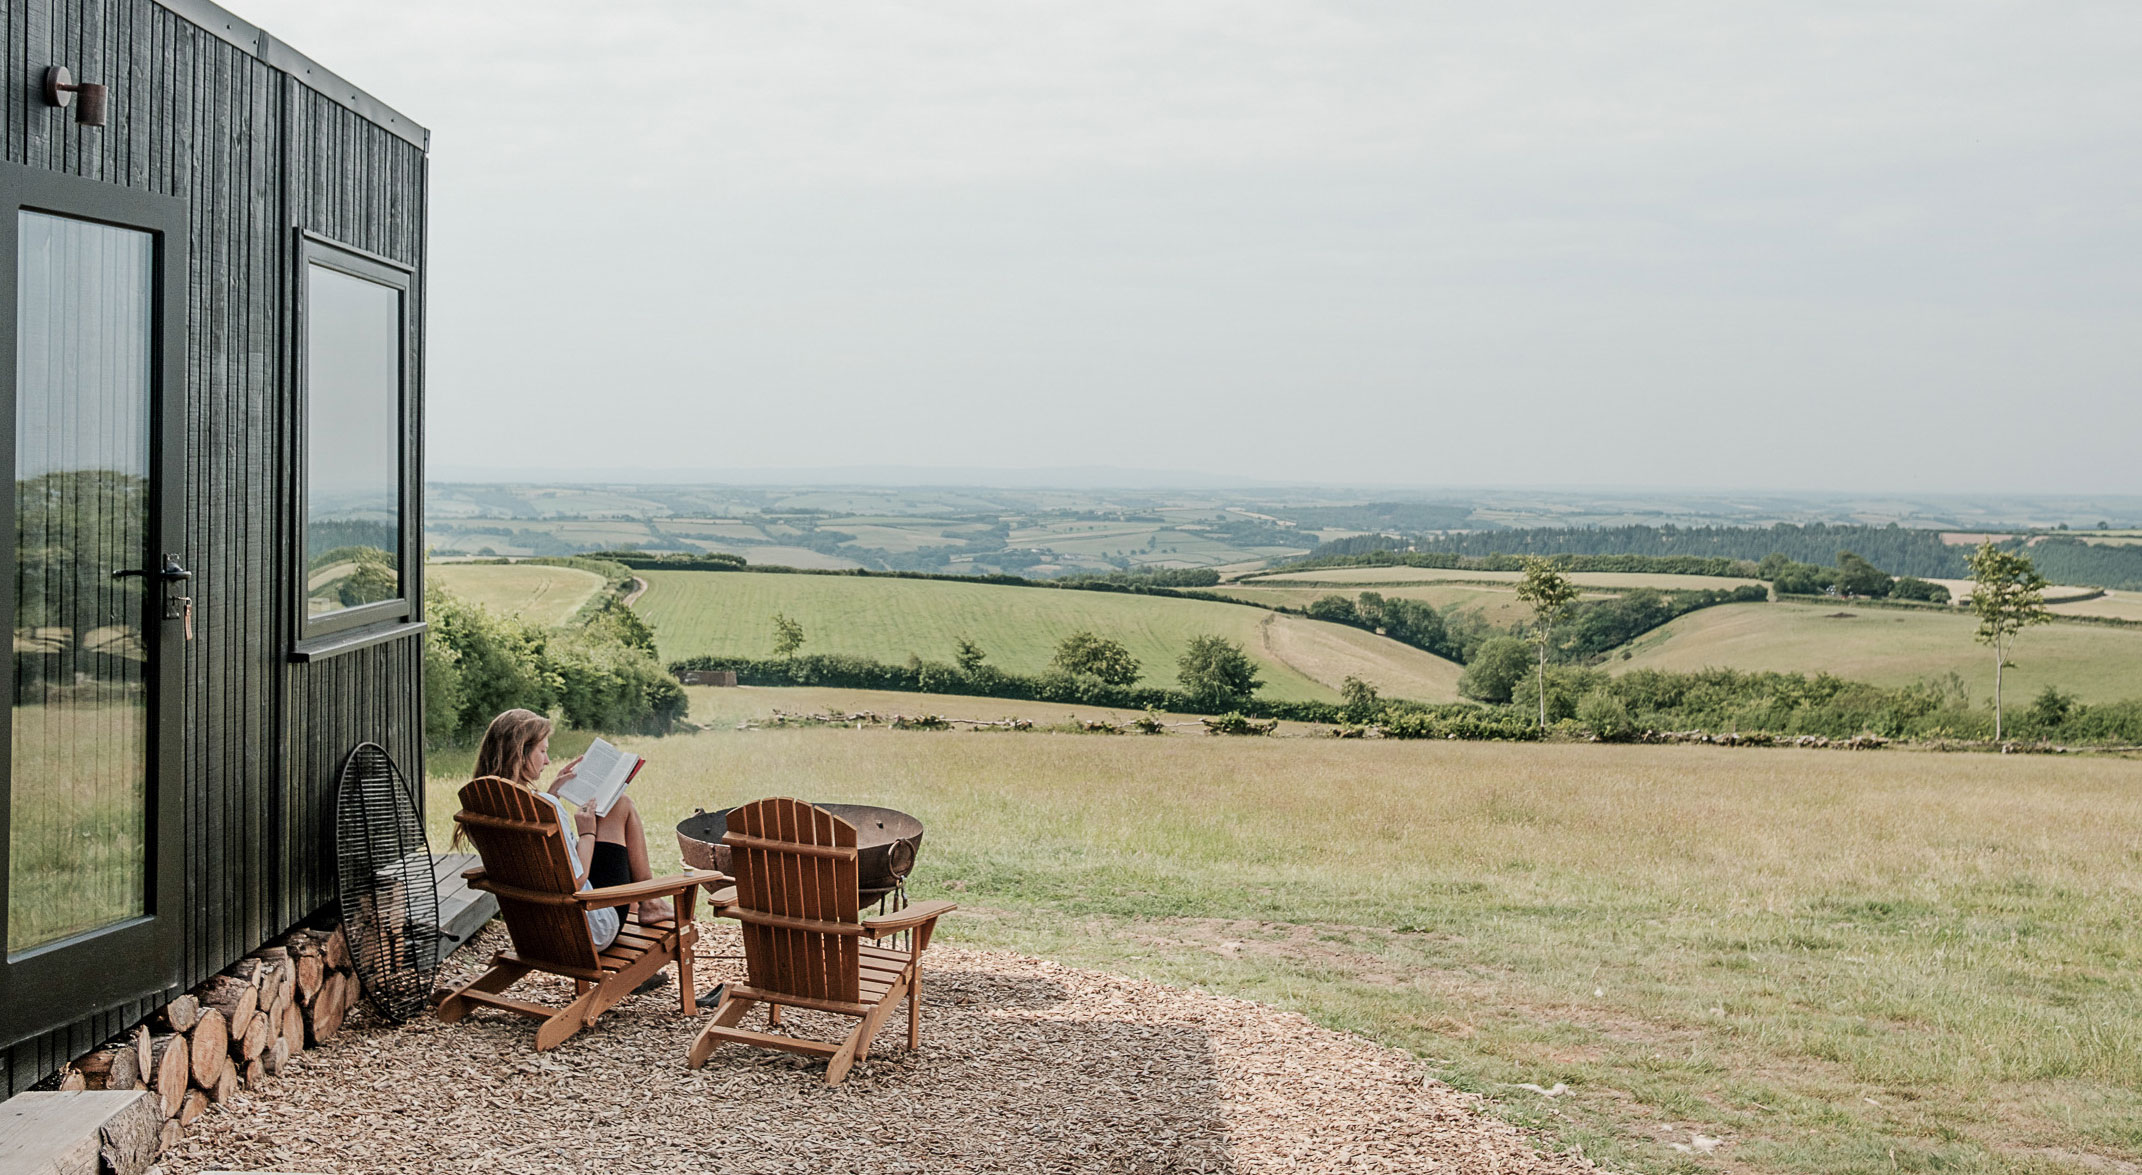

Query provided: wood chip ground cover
[166,924,1593,1174]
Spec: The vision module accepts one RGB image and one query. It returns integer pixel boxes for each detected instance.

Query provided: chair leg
[676,932,697,1015]
[850,973,909,1067]
[535,986,603,1051]
[907,968,921,1051]
[826,1020,867,1086]
[686,994,759,1068]
[436,959,533,1024]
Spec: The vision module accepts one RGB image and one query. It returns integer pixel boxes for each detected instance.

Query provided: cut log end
[188,1008,229,1088]
[148,1032,190,1120]
[154,993,200,1034]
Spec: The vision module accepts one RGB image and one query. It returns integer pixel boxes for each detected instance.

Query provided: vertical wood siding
[2,0,425,1092]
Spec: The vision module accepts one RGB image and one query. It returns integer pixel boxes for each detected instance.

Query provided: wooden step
[0,1090,162,1175]
[418,851,497,966]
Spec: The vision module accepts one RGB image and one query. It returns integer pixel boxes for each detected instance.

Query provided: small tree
[770,612,806,659]
[1515,557,1581,730]
[1340,675,1381,723]
[1177,635,1261,709]
[953,635,987,675]
[1051,631,1141,686]
[1965,542,2049,741]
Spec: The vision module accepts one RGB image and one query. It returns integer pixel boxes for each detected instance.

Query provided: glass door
[0,165,185,1046]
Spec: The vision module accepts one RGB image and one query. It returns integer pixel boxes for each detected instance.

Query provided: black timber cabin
[0,0,428,1089]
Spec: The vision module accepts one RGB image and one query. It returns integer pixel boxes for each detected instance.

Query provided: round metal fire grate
[333,742,443,1022]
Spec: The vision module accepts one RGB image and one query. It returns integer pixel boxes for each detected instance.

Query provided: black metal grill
[333,742,443,1022]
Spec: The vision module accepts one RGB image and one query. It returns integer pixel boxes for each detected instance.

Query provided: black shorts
[590,841,631,915]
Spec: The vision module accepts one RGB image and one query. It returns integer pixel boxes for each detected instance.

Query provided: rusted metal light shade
[42,66,107,127]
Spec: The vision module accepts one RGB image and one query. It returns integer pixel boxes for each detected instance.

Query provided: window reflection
[10,211,152,954]
[304,263,402,617]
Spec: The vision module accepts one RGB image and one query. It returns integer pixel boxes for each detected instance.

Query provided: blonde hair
[453,709,555,848]
[474,708,554,785]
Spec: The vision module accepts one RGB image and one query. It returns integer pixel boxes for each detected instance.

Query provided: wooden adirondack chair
[686,797,955,1085]
[437,776,714,1050]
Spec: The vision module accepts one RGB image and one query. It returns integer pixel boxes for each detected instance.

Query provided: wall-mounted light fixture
[42,67,107,127]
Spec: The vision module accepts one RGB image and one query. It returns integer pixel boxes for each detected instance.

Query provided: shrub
[1891,576,1951,603]
[1202,711,1276,736]
[1577,689,1636,741]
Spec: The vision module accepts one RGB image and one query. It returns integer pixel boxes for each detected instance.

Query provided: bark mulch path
[164,922,1595,1174]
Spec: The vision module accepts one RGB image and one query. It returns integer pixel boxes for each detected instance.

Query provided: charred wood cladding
[0,0,428,1090]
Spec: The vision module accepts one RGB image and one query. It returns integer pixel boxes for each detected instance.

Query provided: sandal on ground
[633,970,673,996]
[695,983,727,1011]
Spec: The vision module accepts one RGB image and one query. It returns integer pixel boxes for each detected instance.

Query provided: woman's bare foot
[634,898,674,925]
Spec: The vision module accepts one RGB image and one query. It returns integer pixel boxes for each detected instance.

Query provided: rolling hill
[1615,601,2142,703]
[628,569,1464,703]
[428,562,610,626]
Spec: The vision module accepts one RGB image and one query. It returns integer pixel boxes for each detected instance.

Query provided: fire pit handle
[887,836,917,882]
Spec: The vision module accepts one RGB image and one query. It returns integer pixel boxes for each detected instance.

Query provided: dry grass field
[1618,601,2142,702]
[426,562,609,626]
[2047,590,2142,623]
[428,690,2142,1175]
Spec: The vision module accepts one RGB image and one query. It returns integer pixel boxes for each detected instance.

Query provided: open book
[552,737,646,818]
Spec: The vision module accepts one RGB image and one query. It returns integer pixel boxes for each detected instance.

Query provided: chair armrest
[574,871,705,907]
[861,900,957,938]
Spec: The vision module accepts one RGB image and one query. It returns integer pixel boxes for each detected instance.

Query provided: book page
[554,738,624,810]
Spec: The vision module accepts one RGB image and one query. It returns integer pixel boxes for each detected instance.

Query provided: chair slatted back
[454,776,601,974]
[724,798,860,1004]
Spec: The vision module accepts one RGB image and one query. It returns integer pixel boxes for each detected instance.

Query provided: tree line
[1310,523,1966,578]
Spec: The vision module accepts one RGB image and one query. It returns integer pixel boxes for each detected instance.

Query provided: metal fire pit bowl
[676,803,923,905]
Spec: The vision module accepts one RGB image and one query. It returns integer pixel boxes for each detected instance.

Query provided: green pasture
[427,711,2142,1175]
[628,568,1466,702]
[1618,601,2142,703]
[426,562,609,626]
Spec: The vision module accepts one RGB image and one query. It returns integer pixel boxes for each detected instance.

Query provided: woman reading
[462,708,673,951]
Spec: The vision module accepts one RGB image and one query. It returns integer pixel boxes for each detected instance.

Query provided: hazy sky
[239,1,2140,493]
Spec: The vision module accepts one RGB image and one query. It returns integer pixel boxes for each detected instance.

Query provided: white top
[532,790,621,951]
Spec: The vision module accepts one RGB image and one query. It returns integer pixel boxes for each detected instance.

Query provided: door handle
[111,555,193,582]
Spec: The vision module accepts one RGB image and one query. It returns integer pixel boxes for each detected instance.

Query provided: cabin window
[298,240,414,645]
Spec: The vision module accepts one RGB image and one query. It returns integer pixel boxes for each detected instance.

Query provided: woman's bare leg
[593,795,672,923]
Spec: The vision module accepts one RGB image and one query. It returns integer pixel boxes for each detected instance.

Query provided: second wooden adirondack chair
[437,775,715,1050]
[686,797,955,1085]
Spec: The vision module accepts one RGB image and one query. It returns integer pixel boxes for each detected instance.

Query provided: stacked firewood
[55,925,360,1151]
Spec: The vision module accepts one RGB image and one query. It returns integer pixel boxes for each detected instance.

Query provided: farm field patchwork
[426,562,609,626]
[425,724,2142,1175]
[629,569,1465,702]
[1617,601,2142,702]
